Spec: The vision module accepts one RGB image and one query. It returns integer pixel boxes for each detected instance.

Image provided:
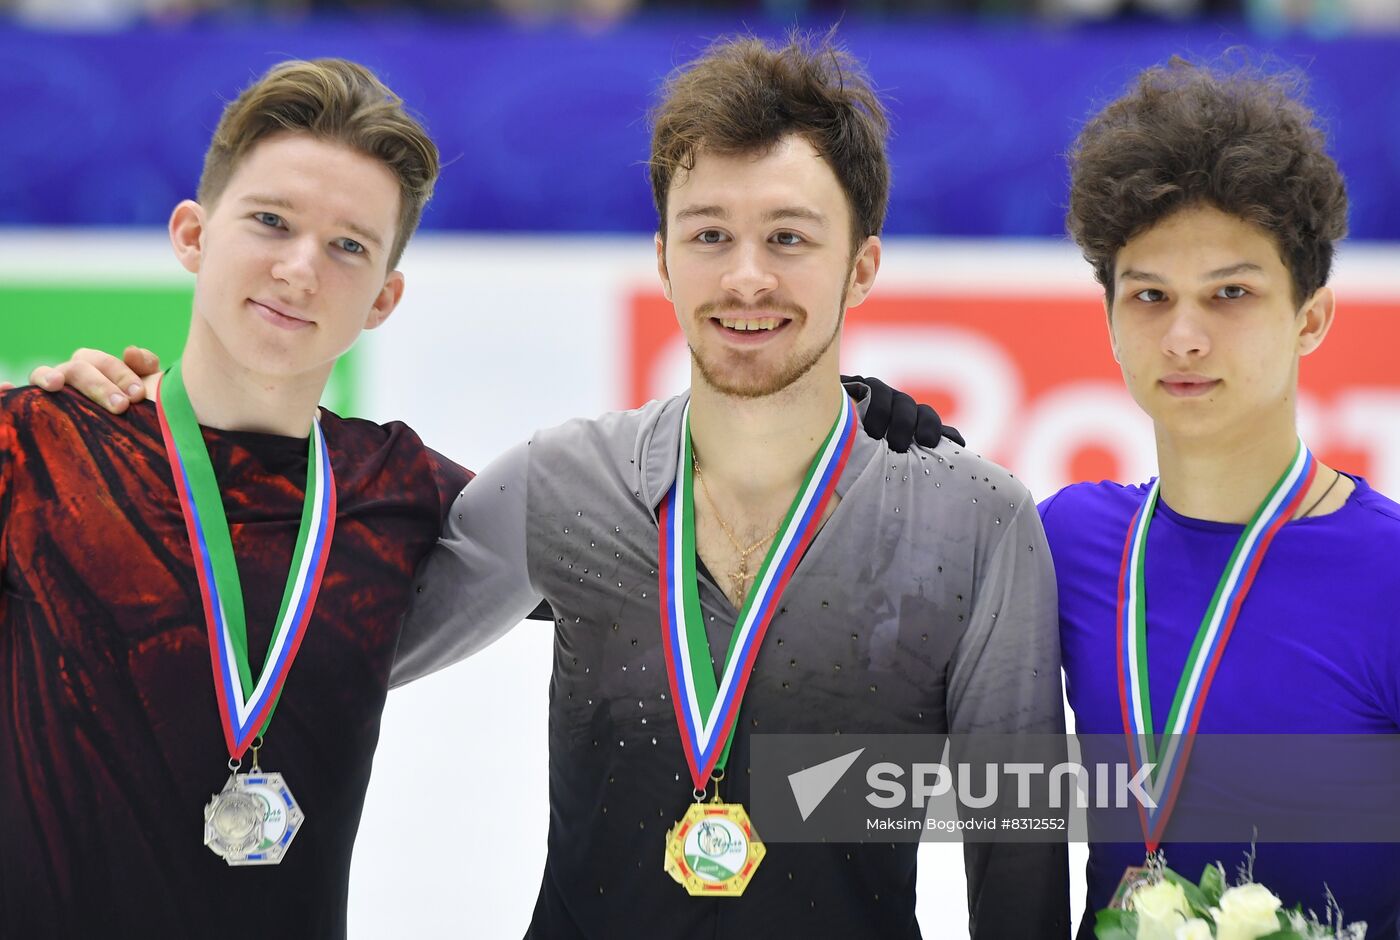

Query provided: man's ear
[169,200,206,275]
[365,270,406,330]
[655,233,672,302]
[843,235,882,309]
[1297,285,1336,358]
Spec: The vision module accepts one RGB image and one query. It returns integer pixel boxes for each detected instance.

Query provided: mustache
[695,298,807,320]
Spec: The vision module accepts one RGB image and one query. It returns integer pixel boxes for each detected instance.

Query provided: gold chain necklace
[692,455,781,599]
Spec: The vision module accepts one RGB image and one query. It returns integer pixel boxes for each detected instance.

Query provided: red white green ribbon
[1116,438,1315,851]
[156,363,336,761]
[659,394,856,791]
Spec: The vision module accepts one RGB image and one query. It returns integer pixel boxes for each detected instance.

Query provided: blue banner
[2,17,1396,238]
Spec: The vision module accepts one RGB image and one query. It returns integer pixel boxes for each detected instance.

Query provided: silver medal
[203,770,304,866]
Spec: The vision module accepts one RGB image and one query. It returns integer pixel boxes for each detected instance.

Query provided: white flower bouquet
[1094,851,1366,940]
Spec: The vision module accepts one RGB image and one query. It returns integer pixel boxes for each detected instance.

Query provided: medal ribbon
[156,363,336,760]
[1116,438,1315,851]
[659,394,857,791]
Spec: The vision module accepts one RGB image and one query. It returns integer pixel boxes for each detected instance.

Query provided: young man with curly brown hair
[1041,59,1400,937]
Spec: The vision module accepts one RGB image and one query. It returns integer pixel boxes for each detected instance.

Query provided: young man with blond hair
[1042,60,1400,937]
[0,59,470,936]
[393,35,1069,938]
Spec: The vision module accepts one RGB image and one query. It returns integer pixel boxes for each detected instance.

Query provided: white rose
[1176,919,1214,940]
[1211,883,1283,940]
[1133,880,1192,940]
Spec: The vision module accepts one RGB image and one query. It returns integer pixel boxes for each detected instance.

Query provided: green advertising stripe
[0,284,357,416]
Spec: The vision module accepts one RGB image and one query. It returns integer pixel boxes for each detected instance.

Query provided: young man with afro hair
[1043,58,1400,937]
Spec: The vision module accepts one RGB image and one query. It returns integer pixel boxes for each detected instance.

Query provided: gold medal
[662,839,683,885]
[663,801,765,896]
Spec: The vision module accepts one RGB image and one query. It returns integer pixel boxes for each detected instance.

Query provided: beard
[689,301,843,399]
[687,255,855,400]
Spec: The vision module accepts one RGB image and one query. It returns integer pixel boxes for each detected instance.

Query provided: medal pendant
[1108,865,1153,910]
[662,801,765,897]
[662,828,685,886]
[203,770,305,866]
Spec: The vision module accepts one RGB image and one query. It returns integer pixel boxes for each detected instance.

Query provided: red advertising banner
[627,290,1400,498]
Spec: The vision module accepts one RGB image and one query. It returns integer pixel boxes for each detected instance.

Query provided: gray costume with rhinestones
[393,390,1069,938]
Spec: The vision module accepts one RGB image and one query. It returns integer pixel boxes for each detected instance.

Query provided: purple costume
[1041,476,1400,938]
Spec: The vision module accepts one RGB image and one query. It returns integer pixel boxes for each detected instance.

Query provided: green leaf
[1198,862,1226,908]
[1093,908,1138,940]
[1254,913,1309,940]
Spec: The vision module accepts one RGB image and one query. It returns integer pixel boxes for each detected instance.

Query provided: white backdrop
[4,231,1398,937]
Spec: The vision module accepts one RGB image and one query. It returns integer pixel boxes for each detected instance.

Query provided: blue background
[3,18,1396,238]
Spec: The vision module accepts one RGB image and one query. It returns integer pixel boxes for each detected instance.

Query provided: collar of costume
[155,363,337,760]
[658,394,856,791]
[1116,438,1315,851]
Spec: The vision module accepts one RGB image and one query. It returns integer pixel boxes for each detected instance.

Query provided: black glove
[843,374,965,453]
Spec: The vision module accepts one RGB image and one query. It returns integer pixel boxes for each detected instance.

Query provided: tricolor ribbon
[156,363,336,760]
[660,394,857,791]
[1116,438,1315,851]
